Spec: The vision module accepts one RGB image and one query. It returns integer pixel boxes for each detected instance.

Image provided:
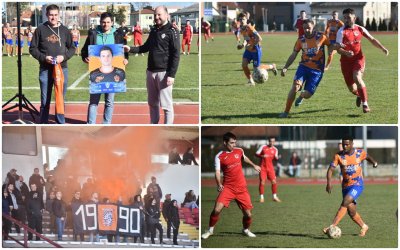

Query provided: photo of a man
[89,46,125,84]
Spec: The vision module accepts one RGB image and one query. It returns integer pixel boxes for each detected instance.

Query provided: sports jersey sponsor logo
[354,31,359,36]
[234,154,240,159]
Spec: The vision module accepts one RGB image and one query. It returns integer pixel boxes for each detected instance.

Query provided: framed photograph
[88,44,126,94]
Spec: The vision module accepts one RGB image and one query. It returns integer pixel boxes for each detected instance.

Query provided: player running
[255,137,282,203]
[279,19,331,118]
[323,135,378,237]
[231,18,241,44]
[182,20,193,55]
[237,12,277,86]
[324,11,344,70]
[71,24,80,56]
[201,17,214,43]
[335,8,389,113]
[202,132,261,239]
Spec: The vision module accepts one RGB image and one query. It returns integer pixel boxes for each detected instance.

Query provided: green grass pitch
[2,34,199,103]
[201,33,397,124]
[201,183,398,248]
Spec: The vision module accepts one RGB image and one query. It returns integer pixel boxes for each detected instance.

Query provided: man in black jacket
[29,4,75,124]
[162,194,172,238]
[168,200,180,245]
[124,6,180,124]
[82,12,129,124]
[26,184,44,240]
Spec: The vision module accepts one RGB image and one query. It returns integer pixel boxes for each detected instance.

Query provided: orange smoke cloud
[53,127,163,204]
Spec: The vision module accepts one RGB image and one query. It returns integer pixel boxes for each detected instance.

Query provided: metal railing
[2,213,62,248]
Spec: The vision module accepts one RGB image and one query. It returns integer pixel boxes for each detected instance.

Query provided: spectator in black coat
[27,183,44,240]
[162,194,172,238]
[168,199,181,245]
[46,191,56,234]
[169,147,183,164]
[2,188,13,240]
[147,176,162,207]
[182,147,198,165]
[53,191,66,241]
[4,169,18,187]
[7,183,22,233]
[146,198,165,244]
[183,190,198,209]
[29,168,45,197]
[71,191,84,241]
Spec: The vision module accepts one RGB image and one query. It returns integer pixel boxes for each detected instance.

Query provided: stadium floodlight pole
[2,2,39,123]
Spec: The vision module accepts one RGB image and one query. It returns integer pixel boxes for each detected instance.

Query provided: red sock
[271,183,277,195]
[242,216,252,229]
[209,212,220,227]
[187,44,191,53]
[259,183,264,195]
[181,43,185,52]
[357,87,368,102]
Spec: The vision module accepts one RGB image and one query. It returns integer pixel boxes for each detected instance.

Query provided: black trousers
[28,214,42,240]
[173,227,179,245]
[150,222,163,244]
[133,223,145,243]
[3,214,12,240]
[11,209,21,233]
[166,220,172,238]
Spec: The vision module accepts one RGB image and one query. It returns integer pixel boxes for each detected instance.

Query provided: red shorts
[204,29,211,37]
[260,166,276,181]
[340,56,365,86]
[216,186,253,210]
[182,38,191,45]
[134,37,142,46]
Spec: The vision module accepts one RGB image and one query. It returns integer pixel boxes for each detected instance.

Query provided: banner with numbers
[72,203,141,236]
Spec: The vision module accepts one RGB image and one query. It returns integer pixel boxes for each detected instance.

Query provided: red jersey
[255,145,278,169]
[294,32,330,71]
[202,21,211,31]
[215,147,247,189]
[295,18,305,37]
[330,149,367,188]
[325,19,344,41]
[133,25,142,38]
[183,25,193,39]
[336,24,372,62]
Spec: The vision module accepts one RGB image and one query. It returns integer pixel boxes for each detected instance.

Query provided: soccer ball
[252,68,268,83]
[328,225,342,239]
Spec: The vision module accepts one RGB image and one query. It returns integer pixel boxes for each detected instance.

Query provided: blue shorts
[233,30,240,36]
[342,185,364,204]
[330,40,336,45]
[17,41,24,47]
[28,41,31,47]
[243,46,262,67]
[294,64,323,95]
[73,41,79,47]
[6,39,13,45]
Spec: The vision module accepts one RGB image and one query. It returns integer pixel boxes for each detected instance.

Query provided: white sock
[363,101,368,106]
[260,195,264,199]
[273,193,277,199]
[209,227,214,233]
[243,228,249,233]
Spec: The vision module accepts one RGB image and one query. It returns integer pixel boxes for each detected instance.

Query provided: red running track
[2,102,199,124]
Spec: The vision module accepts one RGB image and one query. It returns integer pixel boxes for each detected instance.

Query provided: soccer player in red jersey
[279,19,331,118]
[202,132,261,239]
[201,17,214,43]
[182,20,193,55]
[324,11,344,70]
[231,18,241,44]
[323,135,378,237]
[132,22,144,57]
[293,10,307,38]
[335,8,389,113]
[255,137,281,203]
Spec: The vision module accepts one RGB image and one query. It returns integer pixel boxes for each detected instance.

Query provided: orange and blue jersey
[294,31,330,72]
[330,148,367,189]
[325,19,344,43]
[240,24,260,52]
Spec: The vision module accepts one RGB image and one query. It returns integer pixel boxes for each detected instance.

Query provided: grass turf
[201,33,398,124]
[2,34,199,103]
[201,183,398,248]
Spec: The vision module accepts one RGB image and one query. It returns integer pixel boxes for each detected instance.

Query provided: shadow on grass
[201,109,333,121]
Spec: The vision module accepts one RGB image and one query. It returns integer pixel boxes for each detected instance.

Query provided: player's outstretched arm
[365,35,389,56]
[281,50,298,76]
[326,166,334,194]
[366,155,378,168]
[243,155,261,173]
